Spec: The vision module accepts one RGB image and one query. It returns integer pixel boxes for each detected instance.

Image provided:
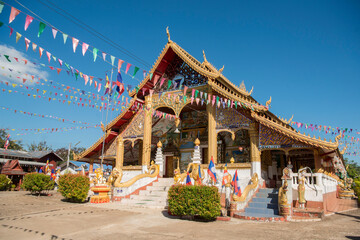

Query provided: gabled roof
[0,148,63,161]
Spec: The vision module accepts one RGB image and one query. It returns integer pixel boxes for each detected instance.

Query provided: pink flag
[84,75,89,85]
[82,43,89,56]
[125,63,131,74]
[212,95,216,106]
[196,98,200,105]
[160,77,165,87]
[191,97,194,104]
[24,38,30,51]
[149,89,154,98]
[98,83,101,92]
[24,15,34,31]
[46,51,51,63]
[52,28,58,39]
[39,47,44,58]
[32,43,37,52]
[153,75,160,85]
[183,86,188,95]
[143,70,147,78]
[72,38,79,53]
[9,7,20,24]
[200,91,203,98]
[208,94,211,104]
[191,89,195,98]
[118,59,124,73]
[9,26,14,37]
[102,52,106,61]
[58,59,63,66]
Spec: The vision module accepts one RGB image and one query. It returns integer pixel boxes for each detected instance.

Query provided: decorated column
[249,123,261,177]
[192,138,202,164]
[115,136,124,169]
[313,149,321,171]
[154,141,164,177]
[89,159,94,173]
[207,101,217,164]
[142,96,153,167]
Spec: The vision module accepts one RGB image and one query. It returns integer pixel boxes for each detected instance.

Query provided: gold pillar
[249,123,260,162]
[314,149,321,170]
[142,96,153,166]
[89,159,94,173]
[115,136,124,169]
[207,102,217,164]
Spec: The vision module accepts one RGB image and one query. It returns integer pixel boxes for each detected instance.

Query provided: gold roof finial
[203,50,207,63]
[230,157,235,164]
[248,86,254,95]
[194,138,200,146]
[166,26,171,43]
[266,96,272,108]
[340,144,348,155]
[219,65,224,74]
[157,141,162,148]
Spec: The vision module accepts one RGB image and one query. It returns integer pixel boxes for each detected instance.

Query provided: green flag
[183,96,187,103]
[0,21,3,28]
[38,22,46,37]
[235,101,237,108]
[167,80,172,89]
[195,90,199,98]
[52,56,56,62]
[0,2,4,14]
[93,48,98,62]
[110,55,115,66]
[64,63,70,70]
[75,72,79,80]
[4,55,11,62]
[135,87,139,93]
[227,100,230,108]
[149,73,153,80]
[63,33,68,44]
[132,67,139,78]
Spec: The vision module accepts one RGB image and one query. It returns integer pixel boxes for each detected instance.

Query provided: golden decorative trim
[199,163,251,169]
[233,173,259,202]
[266,96,272,108]
[252,112,339,150]
[207,80,268,112]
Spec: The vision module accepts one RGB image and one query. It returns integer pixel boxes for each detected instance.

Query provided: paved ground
[0,191,359,240]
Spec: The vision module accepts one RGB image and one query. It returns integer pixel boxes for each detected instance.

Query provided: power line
[12,0,151,69]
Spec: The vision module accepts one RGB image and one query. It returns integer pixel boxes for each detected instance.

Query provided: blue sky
[0,0,359,162]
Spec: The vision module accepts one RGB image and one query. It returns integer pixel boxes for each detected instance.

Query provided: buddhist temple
[76,29,348,220]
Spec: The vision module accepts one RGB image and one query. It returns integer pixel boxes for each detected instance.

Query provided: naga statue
[233,173,258,202]
[108,162,159,188]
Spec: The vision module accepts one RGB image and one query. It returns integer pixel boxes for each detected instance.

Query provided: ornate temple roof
[76,29,341,161]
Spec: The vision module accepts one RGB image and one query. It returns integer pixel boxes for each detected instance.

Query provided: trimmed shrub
[58,174,90,203]
[22,173,55,195]
[168,185,221,220]
[0,174,12,191]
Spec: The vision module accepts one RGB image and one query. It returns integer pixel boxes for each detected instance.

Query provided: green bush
[0,174,12,191]
[168,185,221,221]
[58,174,90,203]
[22,173,55,195]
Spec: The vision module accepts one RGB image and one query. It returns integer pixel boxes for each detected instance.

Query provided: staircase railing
[233,173,259,202]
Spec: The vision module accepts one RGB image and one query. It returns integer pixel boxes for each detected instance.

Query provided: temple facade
[76,31,348,218]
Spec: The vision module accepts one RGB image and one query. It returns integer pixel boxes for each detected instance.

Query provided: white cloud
[0,44,49,85]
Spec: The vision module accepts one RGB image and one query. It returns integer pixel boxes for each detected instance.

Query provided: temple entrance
[164,156,174,177]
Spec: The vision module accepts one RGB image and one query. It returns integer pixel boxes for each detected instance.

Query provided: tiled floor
[325,198,358,215]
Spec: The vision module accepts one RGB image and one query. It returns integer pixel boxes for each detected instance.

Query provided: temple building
[76,30,348,218]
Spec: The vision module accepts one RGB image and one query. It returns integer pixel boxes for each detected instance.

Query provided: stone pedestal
[90,185,111,203]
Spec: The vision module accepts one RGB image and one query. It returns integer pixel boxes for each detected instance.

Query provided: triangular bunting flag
[82,42,89,56]
[63,33,68,44]
[32,42,37,52]
[24,38,30,51]
[24,15,34,31]
[9,7,20,24]
[118,59,124,72]
[72,38,79,52]
[52,28,58,39]
[125,63,131,74]
[38,22,46,37]
[93,48,98,61]
[15,32,21,43]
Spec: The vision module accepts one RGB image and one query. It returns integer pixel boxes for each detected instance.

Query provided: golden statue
[298,169,306,208]
[233,173,258,202]
[278,180,288,206]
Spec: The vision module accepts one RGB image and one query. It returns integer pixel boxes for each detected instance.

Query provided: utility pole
[67,141,80,171]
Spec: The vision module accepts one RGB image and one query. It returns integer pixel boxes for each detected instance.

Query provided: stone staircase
[120,178,173,209]
[235,188,282,220]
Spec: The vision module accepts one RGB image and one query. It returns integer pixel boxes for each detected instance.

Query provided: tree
[344,158,360,179]
[0,129,23,150]
[55,147,86,161]
[27,141,52,152]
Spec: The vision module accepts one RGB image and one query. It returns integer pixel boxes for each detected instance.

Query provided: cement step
[238,212,281,218]
[245,207,279,215]
[130,194,166,201]
[252,197,278,204]
[138,190,168,197]
[146,186,170,191]
[248,202,278,209]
